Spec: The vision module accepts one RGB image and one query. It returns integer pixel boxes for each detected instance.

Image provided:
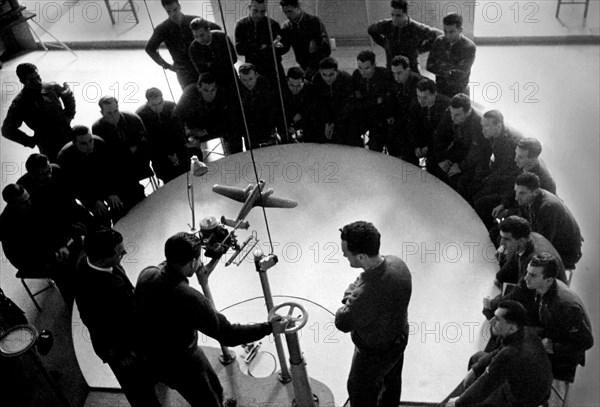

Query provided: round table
[73,143,499,404]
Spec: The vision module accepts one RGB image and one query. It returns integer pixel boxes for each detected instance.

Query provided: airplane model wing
[260,193,298,208]
[212,184,253,203]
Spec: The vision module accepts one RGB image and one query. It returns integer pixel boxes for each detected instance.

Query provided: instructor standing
[335,221,412,407]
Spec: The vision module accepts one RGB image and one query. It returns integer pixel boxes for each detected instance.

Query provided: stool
[15,270,56,312]
[104,0,139,25]
[556,0,591,19]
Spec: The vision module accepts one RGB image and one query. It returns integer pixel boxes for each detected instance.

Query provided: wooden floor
[1,5,599,406]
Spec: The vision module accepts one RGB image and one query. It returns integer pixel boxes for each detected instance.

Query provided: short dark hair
[530,253,560,279]
[238,63,256,76]
[85,228,124,262]
[98,95,118,110]
[287,66,305,80]
[515,172,540,191]
[357,50,376,65]
[16,63,37,83]
[319,57,338,70]
[190,17,212,31]
[499,216,531,240]
[2,183,25,204]
[417,78,437,94]
[391,0,408,12]
[390,55,410,69]
[280,0,299,7]
[198,72,217,86]
[165,232,202,265]
[25,153,50,173]
[71,125,90,141]
[161,0,179,7]
[483,109,504,127]
[517,137,543,159]
[443,13,463,28]
[497,300,528,328]
[340,221,381,257]
[145,87,163,100]
[450,93,471,112]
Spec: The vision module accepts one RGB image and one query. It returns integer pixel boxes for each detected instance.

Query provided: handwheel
[268,302,308,334]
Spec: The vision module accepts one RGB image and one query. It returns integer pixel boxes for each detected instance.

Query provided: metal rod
[254,250,292,383]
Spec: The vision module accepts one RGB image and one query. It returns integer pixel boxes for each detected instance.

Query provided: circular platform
[73,143,499,404]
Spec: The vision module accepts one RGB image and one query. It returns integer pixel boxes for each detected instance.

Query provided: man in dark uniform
[135,232,287,407]
[2,63,75,161]
[145,0,221,89]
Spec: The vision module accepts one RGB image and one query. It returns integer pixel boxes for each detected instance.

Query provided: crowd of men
[0,0,593,406]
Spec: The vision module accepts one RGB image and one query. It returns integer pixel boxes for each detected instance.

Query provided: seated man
[175,73,242,155]
[406,78,451,169]
[345,50,394,149]
[515,173,582,269]
[472,110,522,229]
[2,63,75,161]
[58,125,145,226]
[17,153,90,233]
[432,93,491,199]
[235,0,285,84]
[134,232,287,407]
[525,254,594,382]
[145,0,220,89]
[426,13,476,98]
[237,63,280,148]
[368,0,441,72]
[136,88,188,183]
[483,216,566,324]
[491,137,557,222]
[282,66,315,142]
[75,228,160,407]
[279,0,331,78]
[310,57,353,144]
[445,300,552,407]
[92,96,153,183]
[386,55,425,162]
[0,184,81,302]
[189,18,238,90]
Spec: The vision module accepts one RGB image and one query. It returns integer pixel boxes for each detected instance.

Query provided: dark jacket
[407,93,451,150]
[457,327,552,407]
[74,258,138,363]
[188,31,238,88]
[527,190,582,268]
[368,18,441,72]
[427,35,476,97]
[135,263,272,360]
[145,15,220,70]
[234,16,285,80]
[2,83,75,161]
[335,256,412,352]
[280,11,331,72]
[433,109,489,174]
[537,280,594,379]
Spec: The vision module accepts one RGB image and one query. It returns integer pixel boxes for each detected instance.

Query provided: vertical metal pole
[254,250,292,383]
[285,324,317,407]
[198,279,236,365]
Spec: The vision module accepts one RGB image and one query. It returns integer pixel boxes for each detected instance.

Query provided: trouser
[347,342,406,407]
[151,346,224,407]
[109,356,161,407]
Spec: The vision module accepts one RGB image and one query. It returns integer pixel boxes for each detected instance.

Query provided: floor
[0,2,599,407]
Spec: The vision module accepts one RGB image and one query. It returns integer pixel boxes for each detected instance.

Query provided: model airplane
[212,180,298,230]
